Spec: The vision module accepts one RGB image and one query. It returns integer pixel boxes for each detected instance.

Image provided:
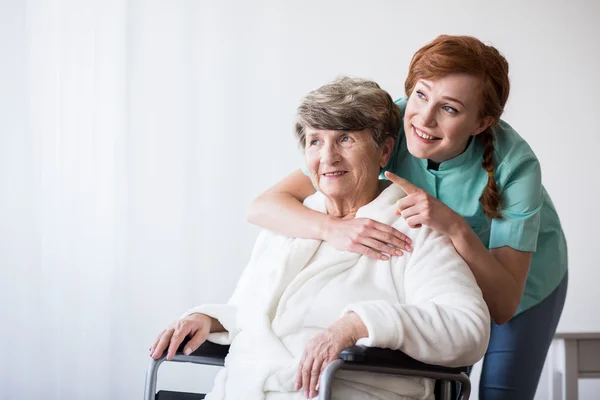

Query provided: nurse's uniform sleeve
[179,230,274,345]
[344,227,491,367]
[489,156,543,251]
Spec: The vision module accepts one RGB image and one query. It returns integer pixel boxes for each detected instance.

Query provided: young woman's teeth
[416,129,437,140]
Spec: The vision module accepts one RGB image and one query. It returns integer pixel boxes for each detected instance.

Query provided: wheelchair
[144,340,471,400]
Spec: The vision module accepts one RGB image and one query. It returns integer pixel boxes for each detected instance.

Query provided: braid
[479,129,502,218]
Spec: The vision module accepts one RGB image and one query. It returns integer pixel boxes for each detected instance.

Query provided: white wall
[1,0,599,399]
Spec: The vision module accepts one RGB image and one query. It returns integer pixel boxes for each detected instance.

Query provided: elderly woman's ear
[379,136,395,169]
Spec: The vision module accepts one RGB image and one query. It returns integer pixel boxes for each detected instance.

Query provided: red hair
[405,35,510,218]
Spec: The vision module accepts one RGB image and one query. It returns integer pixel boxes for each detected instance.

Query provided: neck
[325,180,390,219]
[428,136,474,168]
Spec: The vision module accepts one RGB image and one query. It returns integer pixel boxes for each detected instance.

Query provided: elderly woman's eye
[341,136,351,142]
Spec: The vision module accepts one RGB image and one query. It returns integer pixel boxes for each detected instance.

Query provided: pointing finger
[384,171,421,195]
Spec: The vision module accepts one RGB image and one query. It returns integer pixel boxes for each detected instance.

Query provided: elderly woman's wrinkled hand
[149,313,213,361]
[323,217,412,260]
[296,313,368,398]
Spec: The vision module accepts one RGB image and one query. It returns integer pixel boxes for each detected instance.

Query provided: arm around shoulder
[246,169,328,239]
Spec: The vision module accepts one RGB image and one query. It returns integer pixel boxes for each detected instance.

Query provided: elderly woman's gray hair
[295,77,401,148]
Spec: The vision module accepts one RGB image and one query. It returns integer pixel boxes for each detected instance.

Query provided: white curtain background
[1,1,599,399]
[1,1,268,398]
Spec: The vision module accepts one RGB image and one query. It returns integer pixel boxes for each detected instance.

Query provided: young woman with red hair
[248,35,568,399]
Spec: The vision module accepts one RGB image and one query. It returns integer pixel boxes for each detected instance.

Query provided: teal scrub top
[384,98,568,315]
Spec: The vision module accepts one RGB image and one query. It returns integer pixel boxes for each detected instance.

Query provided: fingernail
[295,383,300,391]
[407,246,413,252]
[396,250,403,256]
[381,255,389,260]
[184,347,191,355]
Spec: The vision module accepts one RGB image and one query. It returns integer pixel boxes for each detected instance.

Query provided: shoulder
[492,120,539,168]
[486,120,545,214]
[303,191,327,213]
[491,120,542,184]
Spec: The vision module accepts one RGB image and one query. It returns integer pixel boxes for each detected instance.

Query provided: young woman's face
[404,73,492,163]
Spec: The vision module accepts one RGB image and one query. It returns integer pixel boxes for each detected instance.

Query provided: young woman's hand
[323,217,412,260]
[385,171,463,237]
[149,313,214,360]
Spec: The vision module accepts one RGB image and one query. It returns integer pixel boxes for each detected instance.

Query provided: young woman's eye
[416,90,426,100]
[309,139,319,146]
[442,105,458,114]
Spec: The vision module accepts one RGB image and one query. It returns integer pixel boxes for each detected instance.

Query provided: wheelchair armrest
[145,341,230,400]
[178,340,230,359]
[163,340,230,366]
[340,345,468,374]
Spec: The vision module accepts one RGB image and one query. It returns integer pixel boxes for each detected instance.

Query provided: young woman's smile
[404,74,492,164]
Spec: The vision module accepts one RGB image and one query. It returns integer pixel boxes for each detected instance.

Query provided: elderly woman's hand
[323,216,412,260]
[149,313,215,361]
[296,313,368,398]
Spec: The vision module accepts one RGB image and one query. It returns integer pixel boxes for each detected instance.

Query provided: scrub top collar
[420,136,480,172]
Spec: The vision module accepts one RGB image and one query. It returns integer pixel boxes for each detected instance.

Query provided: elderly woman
[149,77,490,400]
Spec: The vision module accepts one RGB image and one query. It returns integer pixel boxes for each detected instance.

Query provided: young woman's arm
[387,170,536,324]
[247,169,412,259]
[247,169,325,238]
[450,222,531,324]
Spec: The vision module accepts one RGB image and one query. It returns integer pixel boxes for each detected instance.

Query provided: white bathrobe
[183,184,490,400]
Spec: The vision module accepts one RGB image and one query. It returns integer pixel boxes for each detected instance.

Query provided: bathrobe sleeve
[344,226,491,367]
[180,230,276,345]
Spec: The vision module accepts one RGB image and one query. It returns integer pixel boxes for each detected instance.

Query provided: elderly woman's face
[304,129,393,200]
